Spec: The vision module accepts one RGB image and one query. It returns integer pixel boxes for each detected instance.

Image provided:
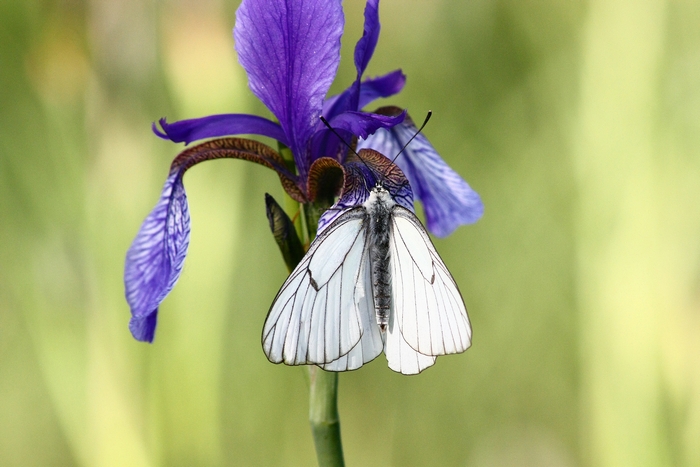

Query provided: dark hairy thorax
[366,187,394,330]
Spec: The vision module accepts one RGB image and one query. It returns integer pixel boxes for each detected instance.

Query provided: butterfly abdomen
[365,186,396,330]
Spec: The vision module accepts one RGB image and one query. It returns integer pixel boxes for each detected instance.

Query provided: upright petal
[322,0,385,119]
[153,114,288,145]
[341,0,381,111]
[354,0,381,79]
[125,169,190,342]
[358,122,483,237]
[234,0,344,174]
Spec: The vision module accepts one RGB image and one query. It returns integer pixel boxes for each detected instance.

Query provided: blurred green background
[2,0,699,465]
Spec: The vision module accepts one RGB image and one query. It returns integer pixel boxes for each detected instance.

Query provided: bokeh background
[2,0,699,465]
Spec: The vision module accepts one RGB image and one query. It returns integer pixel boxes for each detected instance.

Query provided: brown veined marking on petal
[171,137,308,202]
[355,148,410,191]
[307,157,345,206]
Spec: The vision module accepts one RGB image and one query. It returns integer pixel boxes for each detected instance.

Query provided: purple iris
[125,0,482,343]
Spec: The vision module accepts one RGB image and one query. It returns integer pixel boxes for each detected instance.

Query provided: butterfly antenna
[319,116,376,177]
[390,110,432,165]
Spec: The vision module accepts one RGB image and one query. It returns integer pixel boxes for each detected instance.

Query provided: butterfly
[261,177,472,375]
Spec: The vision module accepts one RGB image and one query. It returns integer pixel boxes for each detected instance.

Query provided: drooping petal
[234,0,344,174]
[125,169,190,342]
[171,137,306,202]
[358,122,483,237]
[125,137,308,342]
[153,114,287,145]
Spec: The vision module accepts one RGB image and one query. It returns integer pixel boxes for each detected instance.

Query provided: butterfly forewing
[263,208,371,366]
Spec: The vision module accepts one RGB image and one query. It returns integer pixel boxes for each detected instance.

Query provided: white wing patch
[262,209,383,369]
[321,245,384,371]
[385,206,471,373]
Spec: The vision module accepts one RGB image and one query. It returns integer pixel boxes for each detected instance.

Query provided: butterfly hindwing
[387,206,472,369]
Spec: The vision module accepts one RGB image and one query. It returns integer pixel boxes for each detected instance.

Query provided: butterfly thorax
[364,184,396,331]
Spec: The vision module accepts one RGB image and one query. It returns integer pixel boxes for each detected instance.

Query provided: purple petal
[321,0,395,122]
[153,114,287,146]
[357,70,406,109]
[234,0,344,172]
[124,168,190,342]
[323,70,406,119]
[354,0,381,78]
[328,109,406,141]
[129,314,158,343]
[358,125,483,237]
[331,0,381,113]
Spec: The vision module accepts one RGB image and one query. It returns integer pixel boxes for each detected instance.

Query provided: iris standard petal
[124,169,190,342]
[345,0,381,110]
[234,0,344,173]
[321,0,384,120]
[153,114,288,146]
[354,0,380,79]
[358,125,483,237]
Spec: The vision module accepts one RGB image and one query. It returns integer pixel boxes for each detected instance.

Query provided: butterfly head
[372,180,387,193]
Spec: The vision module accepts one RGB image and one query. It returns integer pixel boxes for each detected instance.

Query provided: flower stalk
[309,367,344,467]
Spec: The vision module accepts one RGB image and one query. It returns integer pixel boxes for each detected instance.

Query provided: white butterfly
[262,182,472,375]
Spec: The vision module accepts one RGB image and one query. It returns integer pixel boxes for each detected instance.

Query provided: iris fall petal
[124,169,190,342]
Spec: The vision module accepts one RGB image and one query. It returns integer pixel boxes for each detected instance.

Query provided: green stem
[308,367,344,467]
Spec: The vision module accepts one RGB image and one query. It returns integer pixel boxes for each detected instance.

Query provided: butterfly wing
[385,206,472,374]
[262,208,383,370]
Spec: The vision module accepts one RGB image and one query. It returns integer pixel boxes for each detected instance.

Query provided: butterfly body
[263,182,471,374]
[365,185,395,330]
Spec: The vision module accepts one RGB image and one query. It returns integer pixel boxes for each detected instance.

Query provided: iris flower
[124,0,483,343]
